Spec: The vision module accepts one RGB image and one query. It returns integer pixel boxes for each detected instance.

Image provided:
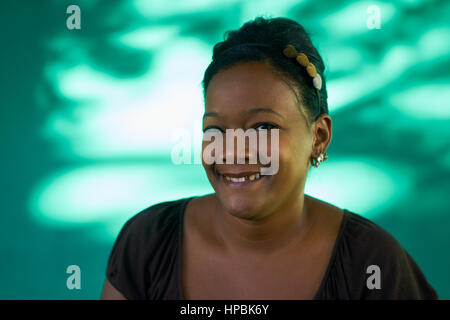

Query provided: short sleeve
[104,198,186,300]
[345,213,438,300]
[360,237,438,300]
[105,214,149,300]
[320,211,439,300]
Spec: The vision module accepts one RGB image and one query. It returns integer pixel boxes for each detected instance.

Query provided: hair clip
[283,44,322,90]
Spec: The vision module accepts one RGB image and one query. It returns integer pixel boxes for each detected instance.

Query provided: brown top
[106,196,438,300]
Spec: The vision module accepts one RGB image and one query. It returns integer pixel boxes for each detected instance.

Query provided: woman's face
[202,61,316,220]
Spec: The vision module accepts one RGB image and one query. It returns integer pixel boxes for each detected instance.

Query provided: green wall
[1,0,449,299]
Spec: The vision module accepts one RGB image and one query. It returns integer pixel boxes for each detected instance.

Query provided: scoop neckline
[176,196,350,300]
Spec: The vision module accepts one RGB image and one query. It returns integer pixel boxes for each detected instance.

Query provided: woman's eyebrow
[203,108,285,120]
[246,108,285,119]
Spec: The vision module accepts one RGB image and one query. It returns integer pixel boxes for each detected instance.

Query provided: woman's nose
[221,129,259,165]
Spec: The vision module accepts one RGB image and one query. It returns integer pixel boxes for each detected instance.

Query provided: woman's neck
[213,190,314,257]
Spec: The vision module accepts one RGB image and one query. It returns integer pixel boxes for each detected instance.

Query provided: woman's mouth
[218,172,266,188]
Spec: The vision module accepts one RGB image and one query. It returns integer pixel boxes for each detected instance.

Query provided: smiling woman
[100,16,438,300]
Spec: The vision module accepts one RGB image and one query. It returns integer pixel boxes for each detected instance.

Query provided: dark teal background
[1,0,449,299]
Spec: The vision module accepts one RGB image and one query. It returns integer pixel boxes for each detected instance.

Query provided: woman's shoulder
[341,209,404,253]
[122,196,194,233]
[336,208,421,274]
[307,195,399,250]
[309,195,404,257]
[307,196,437,299]
[109,196,195,258]
[105,196,196,299]
[327,208,438,299]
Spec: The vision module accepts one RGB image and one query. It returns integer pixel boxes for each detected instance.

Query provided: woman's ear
[311,114,332,157]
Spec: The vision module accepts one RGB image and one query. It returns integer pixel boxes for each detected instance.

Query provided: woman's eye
[202,126,223,134]
[254,122,278,130]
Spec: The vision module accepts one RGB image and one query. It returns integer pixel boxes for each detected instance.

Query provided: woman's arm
[100,279,127,300]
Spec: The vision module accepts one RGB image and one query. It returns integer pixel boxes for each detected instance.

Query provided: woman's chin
[218,194,263,220]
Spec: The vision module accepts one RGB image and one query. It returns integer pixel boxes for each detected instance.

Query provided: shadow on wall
[0,0,449,299]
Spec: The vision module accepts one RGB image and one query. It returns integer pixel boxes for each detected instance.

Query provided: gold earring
[311,152,328,168]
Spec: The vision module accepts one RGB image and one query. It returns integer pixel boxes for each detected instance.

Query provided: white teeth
[228,177,245,182]
[224,173,262,183]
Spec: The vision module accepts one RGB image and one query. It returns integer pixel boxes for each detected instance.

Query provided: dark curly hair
[202,16,328,127]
